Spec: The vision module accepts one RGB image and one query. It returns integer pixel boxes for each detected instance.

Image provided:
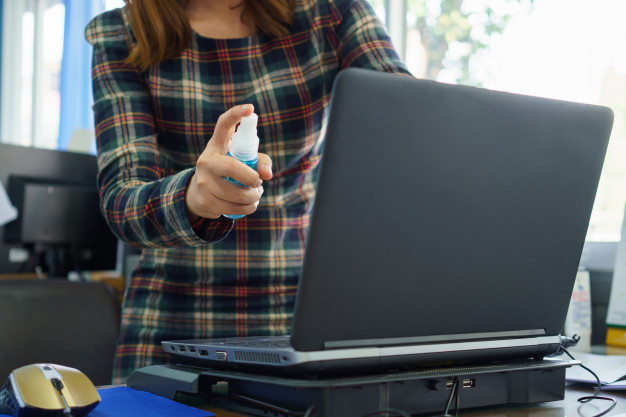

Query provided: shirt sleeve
[85,10,233,248]
[332,0,411,74]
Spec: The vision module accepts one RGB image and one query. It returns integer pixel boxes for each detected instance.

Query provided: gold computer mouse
[0,363,101,417]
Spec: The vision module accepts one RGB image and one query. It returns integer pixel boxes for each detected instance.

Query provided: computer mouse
[0,363,100,417]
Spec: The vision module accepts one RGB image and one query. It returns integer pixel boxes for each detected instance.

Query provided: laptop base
[127,358,578,416]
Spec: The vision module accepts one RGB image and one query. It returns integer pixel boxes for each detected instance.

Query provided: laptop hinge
[323,329,547,350]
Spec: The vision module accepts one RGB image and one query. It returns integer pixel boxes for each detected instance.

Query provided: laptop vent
[234,351,281,365]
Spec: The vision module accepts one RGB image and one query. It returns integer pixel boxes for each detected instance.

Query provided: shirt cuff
[190,215,234,242]
[177,168,234,243]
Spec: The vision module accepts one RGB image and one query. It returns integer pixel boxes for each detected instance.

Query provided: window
[0,0,123,150]
[380,0,626,243]
[1,0,64,149]
[2,0,624,243]
[104,0,123,9]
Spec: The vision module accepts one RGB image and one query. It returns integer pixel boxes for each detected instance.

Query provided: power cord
[443,377,460,417]
[347,341,617,417]
[51,378,73,417]
[561,348,617,417]
[358,377,461,417]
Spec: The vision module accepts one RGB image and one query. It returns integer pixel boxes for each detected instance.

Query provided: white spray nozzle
[230,113,260,161]
[238,113,258,137]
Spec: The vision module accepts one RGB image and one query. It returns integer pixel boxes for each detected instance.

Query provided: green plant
[405,0,534,84]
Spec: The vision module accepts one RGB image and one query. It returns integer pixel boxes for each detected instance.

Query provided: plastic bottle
[564,269,592,351]
[224,113,260,220]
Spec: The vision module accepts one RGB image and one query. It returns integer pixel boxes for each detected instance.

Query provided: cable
[443,377,460,417]
[561,348,602,396]
[454,382,460,417]
[302,405,315,417]
[359,376,462,417]
[576,395,617,417]
[51,378,73,417]
[561,348,617,417]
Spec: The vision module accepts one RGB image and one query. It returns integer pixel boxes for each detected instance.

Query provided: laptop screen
[290,68,613,352]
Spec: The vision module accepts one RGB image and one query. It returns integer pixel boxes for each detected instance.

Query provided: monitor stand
[127,358,577,416]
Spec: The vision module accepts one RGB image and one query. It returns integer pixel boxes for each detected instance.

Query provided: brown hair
[123,0,296,71]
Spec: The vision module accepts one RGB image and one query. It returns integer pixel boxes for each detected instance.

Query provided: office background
[0,0,625,340]
[1,0,625,236]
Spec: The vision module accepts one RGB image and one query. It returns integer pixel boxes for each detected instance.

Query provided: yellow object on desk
[606,327,626,347]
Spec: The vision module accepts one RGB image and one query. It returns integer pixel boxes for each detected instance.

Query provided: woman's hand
[186,104,273,222]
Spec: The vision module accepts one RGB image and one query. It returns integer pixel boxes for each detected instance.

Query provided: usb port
[445,379,475,389]
[462,379,475,388]
[189,346,196,353]
[199,350,209,357]
[178,345,186,352]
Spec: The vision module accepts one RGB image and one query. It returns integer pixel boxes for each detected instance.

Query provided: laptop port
[444,378,476,389]
[462,379,475,388]
[199,350,209,357]
[216,351,228,361]
[178,345,186,352]
[189,346,196,353]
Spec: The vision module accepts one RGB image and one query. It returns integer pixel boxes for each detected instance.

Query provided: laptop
[163,68,614,375]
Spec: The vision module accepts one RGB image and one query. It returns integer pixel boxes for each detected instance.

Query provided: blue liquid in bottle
[224,113,260,220]
[224,154,258,219]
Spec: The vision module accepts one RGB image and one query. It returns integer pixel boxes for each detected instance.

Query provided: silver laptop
[163,68,613,375]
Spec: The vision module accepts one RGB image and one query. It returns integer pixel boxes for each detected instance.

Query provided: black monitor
[0,144,118,278]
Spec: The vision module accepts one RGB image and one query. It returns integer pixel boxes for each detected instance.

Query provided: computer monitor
[0,143,118,278]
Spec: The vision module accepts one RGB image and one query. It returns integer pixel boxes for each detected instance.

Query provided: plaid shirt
[86,0,408,383]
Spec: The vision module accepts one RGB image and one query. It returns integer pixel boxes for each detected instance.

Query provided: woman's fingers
[207,104,255,153]
[257,153,273,181]
[186,104,273,221]
[203,154,263,188]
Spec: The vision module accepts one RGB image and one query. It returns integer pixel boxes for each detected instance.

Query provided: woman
[85,0,409,383]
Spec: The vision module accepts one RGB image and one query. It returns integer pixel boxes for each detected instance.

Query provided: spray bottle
[224,113,259,219]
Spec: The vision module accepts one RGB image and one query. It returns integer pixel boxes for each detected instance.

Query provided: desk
[464,386,626,417]
[185,385,626,417]
[0,272,125,301]
[94,385,625,417]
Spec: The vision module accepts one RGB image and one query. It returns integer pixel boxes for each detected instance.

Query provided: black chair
[0,279,121,385]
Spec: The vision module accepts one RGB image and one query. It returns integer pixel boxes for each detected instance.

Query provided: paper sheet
[607,205,626,326]
[565,351,626,389]
[0,179,18,226]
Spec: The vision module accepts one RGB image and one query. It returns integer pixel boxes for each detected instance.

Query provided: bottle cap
[230,113,259,161]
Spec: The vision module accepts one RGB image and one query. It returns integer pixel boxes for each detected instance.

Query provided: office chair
[0,279,121,386]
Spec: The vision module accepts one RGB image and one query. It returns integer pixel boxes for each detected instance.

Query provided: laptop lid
[162,68,613,374]
[290,67,613,352]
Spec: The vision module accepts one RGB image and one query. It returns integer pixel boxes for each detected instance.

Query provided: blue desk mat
[0,386,214,417]
[92,386,214,417]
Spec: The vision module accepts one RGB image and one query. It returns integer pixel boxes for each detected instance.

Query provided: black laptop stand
[127,358,578,416]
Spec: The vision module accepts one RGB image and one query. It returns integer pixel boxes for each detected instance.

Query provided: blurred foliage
[372,0,535,84]
[409,0,533,83]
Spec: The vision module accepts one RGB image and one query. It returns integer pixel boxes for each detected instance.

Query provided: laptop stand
[127,358,578,416]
